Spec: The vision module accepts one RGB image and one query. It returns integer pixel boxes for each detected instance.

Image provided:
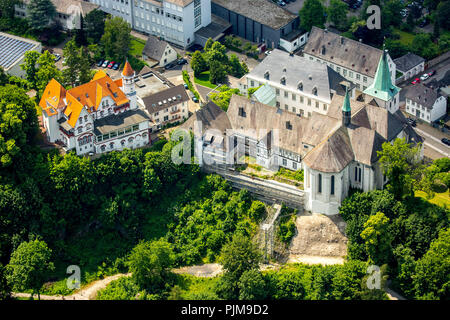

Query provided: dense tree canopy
[101,16,131,62]
[27,0,56,32]
[299,0,326,32]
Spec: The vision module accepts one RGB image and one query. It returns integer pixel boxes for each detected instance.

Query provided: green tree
[84,9,106,44]
[204,38,214,51]
[27,0,56,32]
[190,51,207,77]
[128,239,175,291]
[248,201,266,221]
[327,0,348,31]
[360,212,392,265]
[377,138,422,200]
[382,0,403,28]
[0,85,39,168]
[21,50,40,91]
[299,0,326,32]
[423,0,440,11]
[238,269,267,300]
[62,38,93,86]
[413,228,450,300]
[438,33,450,52]
[101,16,131,62]
[0,0,20,19]
[0,67,8,86]
[209,60,227,85]
[35,51,62,96]
[228,54,247,78]
[216,234,261,299]
[209,85,240,111]
[436,1,450,31]
[6,239,54,299]
[411,33,438,60]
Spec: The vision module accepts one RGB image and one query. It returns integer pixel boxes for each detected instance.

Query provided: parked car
[419,19,429,28]
[411,78,421,84]
[97,59,104,67]
[165,63,175,70]
[420,73,429,81]
[441,138,450,146]
[102,60,109,68]
[112,62,120,70]
[277,1,286,6]
[177,58,188,65]
[53,53,61,62]
[193,96,199,103]
[428,70,436,77]
[183,83,189,89]
[407,118,417,127]
[400,9,408,17]
[107,61,115,69]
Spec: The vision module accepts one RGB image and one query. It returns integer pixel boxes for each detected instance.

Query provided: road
[415,127,450,158]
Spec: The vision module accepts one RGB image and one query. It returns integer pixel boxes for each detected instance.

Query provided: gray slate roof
[142,35,170,62]
[404,83,440,110]
[141,85,189,114]
[227,95,308,155]
[247,49,347,102]
[303,27,383,78]
[94,109,150,135]
[393,53,425,72]
[181,101,232,136]
[211,0,298,30]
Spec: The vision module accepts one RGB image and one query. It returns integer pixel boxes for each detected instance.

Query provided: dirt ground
[287,211,348,265]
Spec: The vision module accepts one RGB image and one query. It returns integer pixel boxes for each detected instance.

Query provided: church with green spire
[363,50,401,113]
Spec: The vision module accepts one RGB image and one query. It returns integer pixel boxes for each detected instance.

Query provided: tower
[342,87,351,127]
[363,50,400,113]
[122,60,137,109]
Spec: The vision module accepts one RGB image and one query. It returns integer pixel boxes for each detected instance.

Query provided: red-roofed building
[40,67,151,155]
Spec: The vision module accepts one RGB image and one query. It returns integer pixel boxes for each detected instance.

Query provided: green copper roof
[342,87,351,112]
[252,84,277,107]
[363,50,400,101]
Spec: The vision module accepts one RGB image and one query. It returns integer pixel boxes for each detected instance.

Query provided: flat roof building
[211,0,299,49]
[0,32,41,78]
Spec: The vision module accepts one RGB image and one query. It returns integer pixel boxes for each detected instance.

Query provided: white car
[420,73,429,81]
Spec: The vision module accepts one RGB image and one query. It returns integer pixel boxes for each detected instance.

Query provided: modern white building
[240,49,352,118]
[0,32,41,78]
[405,84,447,123]
[303,27,396,92]
[40,62,151,155]
[88,0,211,48]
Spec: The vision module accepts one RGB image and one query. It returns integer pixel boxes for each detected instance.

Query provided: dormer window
[286,121,292,130]
[312,87,318,96]
[264,71,270,80]
[298,82,303,91]
[238,107,246,117]
[321,45,325,55]
[282,67,287,73]
[280,77,286,85]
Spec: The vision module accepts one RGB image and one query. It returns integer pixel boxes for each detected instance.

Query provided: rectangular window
[110,131,117,138]
[293,162,297,170]
[283,158,287,166]
[331,175,335,195]
[125,127,132,134]
[284,91,288,98]
[132,124,139,131]
[318,174,322,193]
[292,94,296,101]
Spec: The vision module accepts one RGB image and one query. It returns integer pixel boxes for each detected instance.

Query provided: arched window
[121,140,125,146]
[109,142,114,149]
[318,173,322,193]
[100,145,106,152]
[128,137,134,143]
[331,175,335,195]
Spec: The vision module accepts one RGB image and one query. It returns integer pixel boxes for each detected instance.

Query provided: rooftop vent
[173,96,176,100]
[163,99,167,104]
[158,101,162,105]
[308,75,312,80]
[85,93,89,98]
[168,98,172,102]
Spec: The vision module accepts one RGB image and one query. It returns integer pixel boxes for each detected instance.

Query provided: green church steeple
[363,50,400,101]
[342,86,351,127]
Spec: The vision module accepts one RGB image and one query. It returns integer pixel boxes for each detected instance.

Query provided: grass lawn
[415,190,450,208]
[194,71,217,89]
[129,37,146,57]
[392,28,415,46]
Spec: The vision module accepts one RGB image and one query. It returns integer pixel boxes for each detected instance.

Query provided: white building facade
[88,0,211,48]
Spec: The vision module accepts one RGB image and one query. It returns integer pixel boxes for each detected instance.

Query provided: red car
[411,78,420,84]
[107,61,115,69]
[428,70,436,77]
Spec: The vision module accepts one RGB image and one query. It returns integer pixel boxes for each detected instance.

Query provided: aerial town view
[0,0,449,312]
